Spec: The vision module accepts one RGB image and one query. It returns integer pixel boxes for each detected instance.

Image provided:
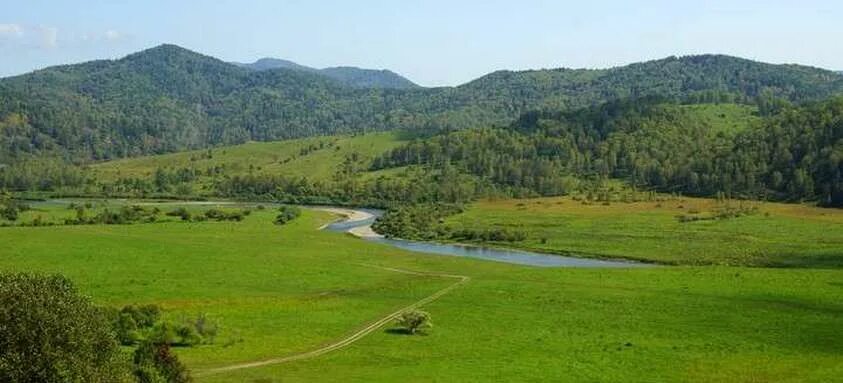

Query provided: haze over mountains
[232,58,420,89]
[1,43,843,165]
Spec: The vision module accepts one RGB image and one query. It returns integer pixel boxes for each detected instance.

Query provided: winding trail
[194,261,470,377]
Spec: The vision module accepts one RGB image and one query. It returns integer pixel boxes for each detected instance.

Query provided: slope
[2,45,842,165]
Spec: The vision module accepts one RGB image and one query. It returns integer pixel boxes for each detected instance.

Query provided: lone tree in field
[0,273,128,382]
[395,310,433,335]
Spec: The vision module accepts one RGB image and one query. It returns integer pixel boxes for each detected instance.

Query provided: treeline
[373,97,843,207]
[372,203,527,242]
[0,154,91,191]
[212,164,489,206]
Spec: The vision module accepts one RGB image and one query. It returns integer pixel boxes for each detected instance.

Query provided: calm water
[323,209,647,268]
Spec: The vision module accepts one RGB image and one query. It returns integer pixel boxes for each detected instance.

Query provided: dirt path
[193,264,470,378]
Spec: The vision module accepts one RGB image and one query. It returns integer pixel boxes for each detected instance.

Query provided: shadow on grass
[385,328,428,336]
[758,253,843,269]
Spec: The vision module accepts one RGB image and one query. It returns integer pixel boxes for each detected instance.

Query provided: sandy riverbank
[314,207,385,239]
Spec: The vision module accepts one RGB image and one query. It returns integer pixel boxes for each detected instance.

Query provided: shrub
[174,323,202,346]
[394,310,432,335]
[148,322,178,346]
[166,207,192,221]
[204,208,246,221]
[274,205,301,225]
[0,206,18,221]
[132,341,190,383]
[192,313,219,344]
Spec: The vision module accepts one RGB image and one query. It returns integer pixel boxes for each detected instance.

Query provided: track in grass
[193,264,470,378]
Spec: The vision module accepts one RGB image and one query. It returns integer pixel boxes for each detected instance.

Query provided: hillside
[233,57,316,72]
[234,58,420,89]
[2,45,843,166]
[90,131,409,187]
[372,97,843,207]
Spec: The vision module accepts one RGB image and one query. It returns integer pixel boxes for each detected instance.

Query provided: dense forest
[1,45,842,208]
[2,44,842,165]
[234,58,420,89]
[373,97,843,207]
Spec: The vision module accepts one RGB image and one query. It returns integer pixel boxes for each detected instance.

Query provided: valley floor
[0,201,841,382]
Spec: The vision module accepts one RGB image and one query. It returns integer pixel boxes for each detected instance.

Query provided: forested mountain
[318,67,419,89]
[233,58,316,72]
[234,58,420,89]
[374,97,843,206]
[2,44,843,167]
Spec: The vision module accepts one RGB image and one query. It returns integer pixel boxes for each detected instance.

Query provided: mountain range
[232,58,419,89]
[1,43,843,164]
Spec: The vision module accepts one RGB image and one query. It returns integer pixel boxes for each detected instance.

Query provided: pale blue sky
[1,0,841,86]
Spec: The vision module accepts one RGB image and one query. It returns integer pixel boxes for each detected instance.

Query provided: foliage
[166,207,192,221]
[0,191,30,222]
[2,44,842,166]
[375,97,843,207]
[132,342,191,383]
[0,273,128,382]
[64,205,161,225]
[372,204,464,240]
[274,205,301,225]
[394,310,432,335]
[204,208,247,221]
[112,304,162,346]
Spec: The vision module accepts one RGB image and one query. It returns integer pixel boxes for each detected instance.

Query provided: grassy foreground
[443,196,843,267]
[0,202,841,382]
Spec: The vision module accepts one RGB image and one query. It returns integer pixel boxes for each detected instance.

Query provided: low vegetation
[394,310,432,335]
[274,205,301,225]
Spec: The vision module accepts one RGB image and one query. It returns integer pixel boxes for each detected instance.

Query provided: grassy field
[89,131,410,187]
[673,103,761,135]
[1,200,842,381]
[442,196,843,267]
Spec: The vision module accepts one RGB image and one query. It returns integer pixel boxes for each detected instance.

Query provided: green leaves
[0,273,128,382]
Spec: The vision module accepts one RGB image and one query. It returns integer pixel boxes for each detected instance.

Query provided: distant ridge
[233,58,316,73]
[2,44,843,165]
[233,58,420,89]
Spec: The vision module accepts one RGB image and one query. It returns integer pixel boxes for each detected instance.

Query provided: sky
[1,0,841,86]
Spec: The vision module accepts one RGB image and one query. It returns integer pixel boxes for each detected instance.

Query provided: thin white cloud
[36,26,58,48]
[0,23,128,49]
[104,29,123,41]
[0,23,24,39]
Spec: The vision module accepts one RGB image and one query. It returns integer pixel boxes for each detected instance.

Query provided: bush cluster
[111,304,219,348]
[0,193,29,222]
[450,228,527,243]
[203,208,250,222]
[676,204,760,223]
[274,205,301,225]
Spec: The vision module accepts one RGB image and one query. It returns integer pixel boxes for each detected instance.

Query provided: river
[319,208,647,268]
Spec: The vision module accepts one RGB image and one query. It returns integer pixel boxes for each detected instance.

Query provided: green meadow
[443,196,843,267]
[1,201,842,382]
[89,131,409,187]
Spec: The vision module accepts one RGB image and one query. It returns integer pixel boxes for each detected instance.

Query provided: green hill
[2,44,842,165]
[234,58,420,89]
[90,131,410,190]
